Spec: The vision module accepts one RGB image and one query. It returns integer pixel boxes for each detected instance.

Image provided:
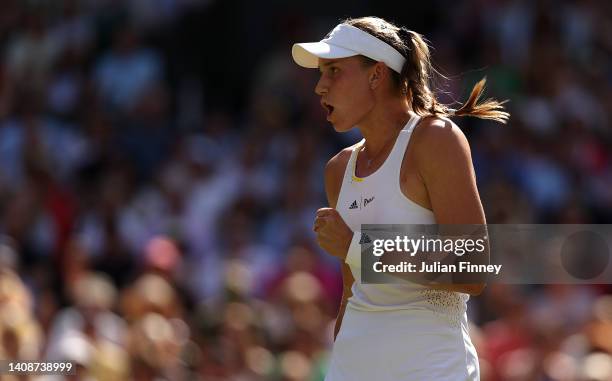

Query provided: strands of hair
[453,77,510,124]
[344,17,510,125]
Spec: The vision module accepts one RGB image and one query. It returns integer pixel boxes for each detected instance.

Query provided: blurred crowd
[0,0,611,380]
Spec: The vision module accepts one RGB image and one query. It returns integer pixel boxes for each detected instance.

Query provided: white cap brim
[292,42,358,69]
[291,24,406,73]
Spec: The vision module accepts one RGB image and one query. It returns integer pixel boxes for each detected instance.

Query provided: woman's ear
[369,62,388,90]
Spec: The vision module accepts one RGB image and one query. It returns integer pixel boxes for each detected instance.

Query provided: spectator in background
[94,23,162,114]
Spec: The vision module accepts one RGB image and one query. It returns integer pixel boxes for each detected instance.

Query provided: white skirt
[324,306,479,381]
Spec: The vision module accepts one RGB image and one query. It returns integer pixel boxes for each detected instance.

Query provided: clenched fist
[313,207,353,260]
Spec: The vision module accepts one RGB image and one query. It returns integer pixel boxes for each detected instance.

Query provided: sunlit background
[0,0,611,380]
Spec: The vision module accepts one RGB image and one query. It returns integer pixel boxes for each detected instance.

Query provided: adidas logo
[363,196,375,207]
[349,200,358,210]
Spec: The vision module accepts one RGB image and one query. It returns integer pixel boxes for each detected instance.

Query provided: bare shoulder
[324,145,355,208]
[411,116,471,171]
[409,115,484,225]
[413,116,469,152]
[325,145,354,175]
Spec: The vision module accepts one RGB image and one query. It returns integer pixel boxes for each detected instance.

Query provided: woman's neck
[358,102,415,161]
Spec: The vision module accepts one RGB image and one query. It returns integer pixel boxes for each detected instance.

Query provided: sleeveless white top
[337,113,469,316]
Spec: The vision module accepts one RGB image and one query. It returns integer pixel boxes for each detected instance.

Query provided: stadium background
[0,0,611,379]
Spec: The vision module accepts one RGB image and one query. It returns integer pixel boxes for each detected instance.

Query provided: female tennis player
[292,17,508,380]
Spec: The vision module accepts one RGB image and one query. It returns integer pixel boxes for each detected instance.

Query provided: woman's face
[315,56,375,132]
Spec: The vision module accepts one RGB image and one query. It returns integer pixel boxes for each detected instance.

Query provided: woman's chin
[328,118,342,130]
[331,123,353,133]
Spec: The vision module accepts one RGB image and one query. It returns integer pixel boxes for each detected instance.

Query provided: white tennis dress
[324,114,480,381]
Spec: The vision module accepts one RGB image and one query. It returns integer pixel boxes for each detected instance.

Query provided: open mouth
[322,102,334,117]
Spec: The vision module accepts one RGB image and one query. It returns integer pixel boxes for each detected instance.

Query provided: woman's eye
[330,67,339,74]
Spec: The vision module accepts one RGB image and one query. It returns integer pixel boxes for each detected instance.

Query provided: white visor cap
[292,24,406,74]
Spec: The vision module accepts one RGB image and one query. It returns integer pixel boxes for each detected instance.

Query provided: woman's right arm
[323,148,354,341]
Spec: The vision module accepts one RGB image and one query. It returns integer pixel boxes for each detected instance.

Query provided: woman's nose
[315,76,328,96]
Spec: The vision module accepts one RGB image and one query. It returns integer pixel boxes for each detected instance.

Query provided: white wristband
[345,231,363,269]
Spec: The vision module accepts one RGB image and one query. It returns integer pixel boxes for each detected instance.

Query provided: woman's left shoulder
[414,115,464,138]
[412,115,470,156]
